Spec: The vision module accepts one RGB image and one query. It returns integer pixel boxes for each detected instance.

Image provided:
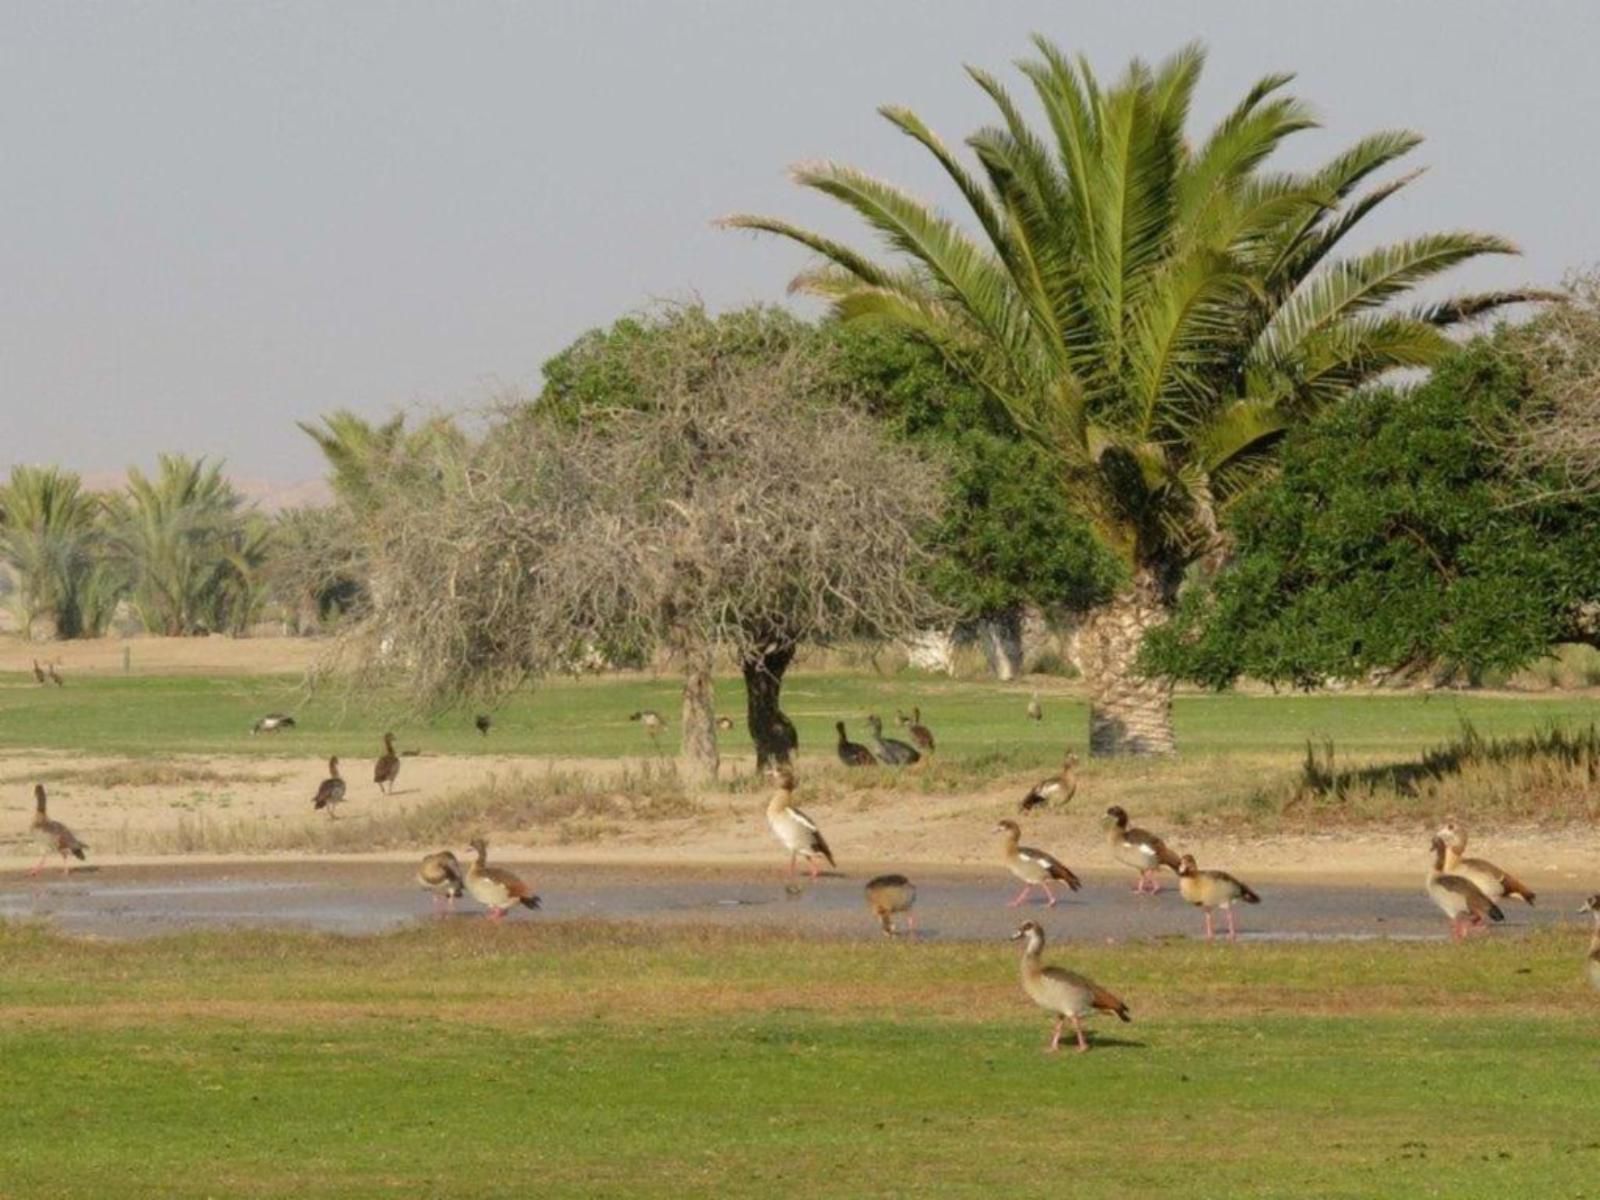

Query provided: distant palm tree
[0,465,115,638]
[298,410,461,518]
[725,38,1544,755]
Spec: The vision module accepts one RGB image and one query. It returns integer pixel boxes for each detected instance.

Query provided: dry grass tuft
[2,761,288,788]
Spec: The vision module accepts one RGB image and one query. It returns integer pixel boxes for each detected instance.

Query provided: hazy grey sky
[4,1,1598,484]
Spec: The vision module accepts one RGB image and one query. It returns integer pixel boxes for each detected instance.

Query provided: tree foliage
[1499,266,1600,496]
[0,465,115,638]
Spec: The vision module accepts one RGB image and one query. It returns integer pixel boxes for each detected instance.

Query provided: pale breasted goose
[465,837,541,920]
[1175,854,1261,942]
[1010,920,1130,1053]
[835,722,875,768]
[629,710,666,749]
[1104,806,1182,894]
[311,757,346,817]
[994,819,1081,908]
[374,733,401,794]
[1020,753,1079,814]
[866,714,920,766]
[1435,820,1535,905]
[1425,836,1503,941]
[715,715,734,731]
[765,765,836,879]
[1579,895,1600,993]
[864,874,917,937]
[29,785,87,877]
[417,850,465,911]
[1026,693,1042,722]
[252,713,296,734]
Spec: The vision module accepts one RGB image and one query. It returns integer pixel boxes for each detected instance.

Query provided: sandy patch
[1,632,321,677]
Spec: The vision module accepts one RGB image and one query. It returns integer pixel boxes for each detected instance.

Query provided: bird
[311,756,346,817]
[898,707,936,753]
[374,733,401,794]
[417,850,465,911]
[834,721,875,767]
[29,784,87,877]
[474,713,493,737]
[464,837,541,920]
[1020,752,1079,813]
[630,710,666,749]
[1175,854,1261,942]
[765,764,836,880]
[31,659,46,685]
[715,715,734,731]
[46,662,62,687]
[864,874,917,937]
[1104,806,1183,894]
[866,714,920,766]
[1435,820,1535,905]
[251,713,296,734]
[1026,693,1042,722]
[1010,920,1130,1053]
[1580,894,1600,993]
[994,819,1081,908]
[1425,835,1503,941]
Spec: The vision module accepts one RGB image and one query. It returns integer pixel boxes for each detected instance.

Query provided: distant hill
[72,472,333,513]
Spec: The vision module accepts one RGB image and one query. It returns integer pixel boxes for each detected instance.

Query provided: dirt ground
[1,632,320,676]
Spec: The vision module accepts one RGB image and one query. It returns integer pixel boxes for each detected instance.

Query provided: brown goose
[835,722,875,768]
[1105,806,1182,894]
[904,707,935,753]
[715,715,734,731]
[1425,836,1503,941]
[629,710,666,749]
[252,713,296,734]
[1581,895,1600,993]
[31,659,46,685]
[765,765,836,879]
[29,785,87,877]
[311,756,346,817]
[995,819,1081,908]
[374,733,401,794]
[474,713,492,736]
[465,837,541,920]
[47,662,62,687]
[1020,753,1078,814]
[1011,920,1130,1053]
[864,874,917,937]
[417,850,465,911]
[1175,854,1261,942]
[1435,821,1535,906]
[866,714,920,766]
[1026,693,1042,722]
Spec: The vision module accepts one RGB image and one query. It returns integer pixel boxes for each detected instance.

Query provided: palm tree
[299,410,461,518]
[0,466,116,638]
[724,39,1543,755]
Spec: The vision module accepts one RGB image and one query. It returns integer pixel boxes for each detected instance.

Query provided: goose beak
[1008,929,1024,941]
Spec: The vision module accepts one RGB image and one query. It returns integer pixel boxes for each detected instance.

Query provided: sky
[3,1,1599,488]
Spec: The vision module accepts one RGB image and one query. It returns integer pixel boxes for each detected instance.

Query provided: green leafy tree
[0,465,118,638]
[1143,341,1600,687]
[725,38,1537,754]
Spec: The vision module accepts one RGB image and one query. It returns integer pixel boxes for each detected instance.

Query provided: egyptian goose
[1175,854,1261,942]
[629,709,666,748]
[1010,921,1130,1053]
[902,707,935,753]
[1425,836,1503,941]
[465,838,541,920]
[864,874,917,937]
[715,715,734,731]
[47,662,62,687]
[834,722,875,768]
[311,756,346,817]
[1020,752,1078,814]
[417,850,465,911]
[474,713,492,736]
[1026,693,1042,722]
[866,714,920,766]
[1436,821,1535,905]
[995,819,1081,907]
[1580,895,1600,993]
[29,785,87,877]
[765,765,836,879]
[31,659,46,685]
[1104,806,1182,894]
[252,713,296,734]
[374,733,401,794]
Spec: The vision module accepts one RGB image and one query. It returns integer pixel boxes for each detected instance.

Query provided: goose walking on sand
[1020,753,1078,814]
[1580,895,1600,993]
[311,757,346,817]
[417,851,465,911]
[864,874,917,937]
[765,765,836,880]
[374,733,401,794]
[1105,806,1182,894]
[995,819,1081,908]
[29,785,87,877]
[1425,836,1503,941]
[465,838,541,920]
[1435,820,1535,906]
[1011,921,1130,1053]
[1175,854,1261,942]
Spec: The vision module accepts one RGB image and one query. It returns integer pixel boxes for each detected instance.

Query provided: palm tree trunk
[679,654,720,783]
[1078,568,1176,757]
[741,642,798,771]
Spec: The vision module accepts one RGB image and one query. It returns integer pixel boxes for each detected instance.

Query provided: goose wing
[1125,825,1181,870]
[1436,873,1505,921]
[1018,844,1081,890]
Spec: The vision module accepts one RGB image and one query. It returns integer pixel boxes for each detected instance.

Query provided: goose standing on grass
[1580,895,1600,993]
[1010,921,1130,1053]
[374,733,401,794]
[465,838,541,920]
[474,713,493,737]
[904,707,935,754]
[417,850,465,911]
[1436,820,1535,906]
[31,659,46,685]
[765,765,836,880]
[252,713,296,735]
[715,715,734,732]
[311,756,346,817]
[629,709,666,750]
[835,722,875,768]
[1104,806,1182,894]
[1020,753,1078,814]
[866,714,921,766]
[1175,854,1261,942]
[47,662,62,687]
[995,819,1081,908]
[864,874,917,937]
[1425,835,1503,941]
[1026,693,1042,723]
[29,785,87,877]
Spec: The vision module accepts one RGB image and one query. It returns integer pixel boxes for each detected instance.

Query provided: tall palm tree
[0,465,115,638]
[724,38,1544,755]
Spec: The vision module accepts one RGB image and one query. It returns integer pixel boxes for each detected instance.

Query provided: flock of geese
[14,696,1600,1054]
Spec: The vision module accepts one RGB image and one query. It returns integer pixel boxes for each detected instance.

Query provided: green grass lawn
[1,668,1594,766]
[1,921,1596,1198]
